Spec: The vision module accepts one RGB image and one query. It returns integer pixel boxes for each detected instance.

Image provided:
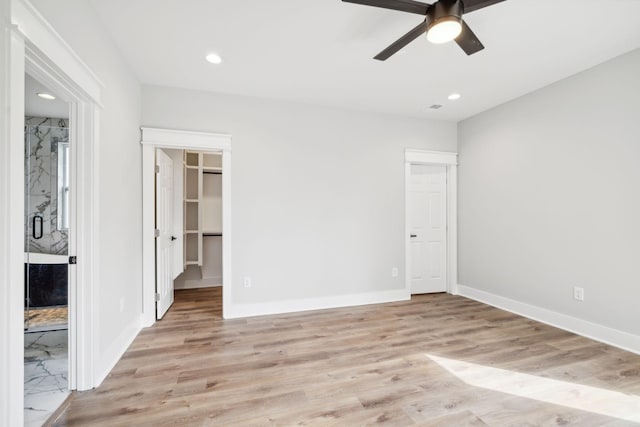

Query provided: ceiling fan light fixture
[427,18,462,44]
[426,0,464,44]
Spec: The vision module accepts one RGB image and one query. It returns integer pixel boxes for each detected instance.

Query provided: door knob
[171,236,177,241]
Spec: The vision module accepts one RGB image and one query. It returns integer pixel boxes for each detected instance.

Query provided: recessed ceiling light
[205,53,222,64]
[448,93,461,101]
[37,93,56,100]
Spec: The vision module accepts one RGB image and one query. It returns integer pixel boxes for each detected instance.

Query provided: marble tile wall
[25,117,69,255]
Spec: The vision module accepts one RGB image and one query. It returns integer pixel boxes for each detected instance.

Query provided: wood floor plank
[53,288,640,426]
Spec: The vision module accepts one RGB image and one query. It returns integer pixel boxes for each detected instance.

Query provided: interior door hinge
[68,256,77,265]
[154,229,160,238]
[155,165,160,173]
[155,292,160,302]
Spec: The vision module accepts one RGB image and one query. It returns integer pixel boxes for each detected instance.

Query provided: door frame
[404,149,458,295]
[140,127,232,326]
[2,1,102,425]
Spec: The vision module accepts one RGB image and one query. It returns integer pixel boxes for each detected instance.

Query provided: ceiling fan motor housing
[428,0,464,27]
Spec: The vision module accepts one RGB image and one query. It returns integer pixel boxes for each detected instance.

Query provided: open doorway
[23,74,71,425]
[3,4,102,425]
[155,149,223,319]
[141,128,231,326]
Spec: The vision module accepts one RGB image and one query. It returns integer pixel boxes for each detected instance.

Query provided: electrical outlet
[391,267,399,277]
[573,286,584,301]
[243,276,252,288]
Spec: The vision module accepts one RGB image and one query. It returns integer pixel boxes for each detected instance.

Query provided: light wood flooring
[54,288,640,426]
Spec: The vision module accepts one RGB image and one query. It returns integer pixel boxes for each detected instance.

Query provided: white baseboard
[224,289,410,319]
[457,285,640,355]
[94,317,142,387]
[176,277,220,289]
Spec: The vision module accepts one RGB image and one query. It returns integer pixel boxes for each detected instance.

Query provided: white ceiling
[25,74,69,118]
[90,0,640,121]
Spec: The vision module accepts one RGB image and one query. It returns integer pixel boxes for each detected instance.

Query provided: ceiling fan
[343,0,506,60]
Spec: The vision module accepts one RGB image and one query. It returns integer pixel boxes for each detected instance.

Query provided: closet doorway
[155,149,224,319]
[141,128,231,325]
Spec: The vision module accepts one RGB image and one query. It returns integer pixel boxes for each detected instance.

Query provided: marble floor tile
[24,329,69,427]
[24,329,67,362]
[24,389,70,427]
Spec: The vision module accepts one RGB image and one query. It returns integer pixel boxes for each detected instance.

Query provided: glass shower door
[24,119,70,332]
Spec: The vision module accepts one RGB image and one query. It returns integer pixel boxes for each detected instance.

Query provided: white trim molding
[1,20,27,427]
[225,290,409,319]
[11,0,103,103]
[141,127,231,151]
[405,149,458,166]
[2,1,103,425]
[140,127,232,326]
[404,149,458,296]
[458,285,640,355]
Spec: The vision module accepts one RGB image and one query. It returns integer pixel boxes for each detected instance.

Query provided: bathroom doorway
[23,72,71,426]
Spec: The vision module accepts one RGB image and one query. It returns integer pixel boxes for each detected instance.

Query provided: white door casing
[409,165,447,294]
[4,2,103,425]
[156,149,175,319]
[404,149,458,296]
[140,127,232,327]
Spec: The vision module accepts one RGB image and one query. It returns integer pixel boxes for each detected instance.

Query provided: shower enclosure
[24,117,70,331]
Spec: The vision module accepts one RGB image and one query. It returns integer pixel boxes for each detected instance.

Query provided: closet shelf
[202,167,222,174]
[183,150,223,269]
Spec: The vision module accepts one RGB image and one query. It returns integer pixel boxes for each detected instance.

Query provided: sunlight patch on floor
[426,354,640,423]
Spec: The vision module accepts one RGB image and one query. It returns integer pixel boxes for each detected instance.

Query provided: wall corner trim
[457,284,640,355]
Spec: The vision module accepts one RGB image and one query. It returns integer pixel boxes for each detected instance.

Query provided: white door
[156,149,175,319]
[409,164,447,294]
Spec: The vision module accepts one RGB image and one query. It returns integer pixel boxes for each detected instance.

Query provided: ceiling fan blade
[462,0,506,14]
[342,0,430,15]
[374,20,427,61]
[455,20,484,55]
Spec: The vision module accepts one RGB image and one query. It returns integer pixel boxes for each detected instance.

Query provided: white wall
[31,0,143,380]
[143,86,456,310]
[458,49,640,346]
